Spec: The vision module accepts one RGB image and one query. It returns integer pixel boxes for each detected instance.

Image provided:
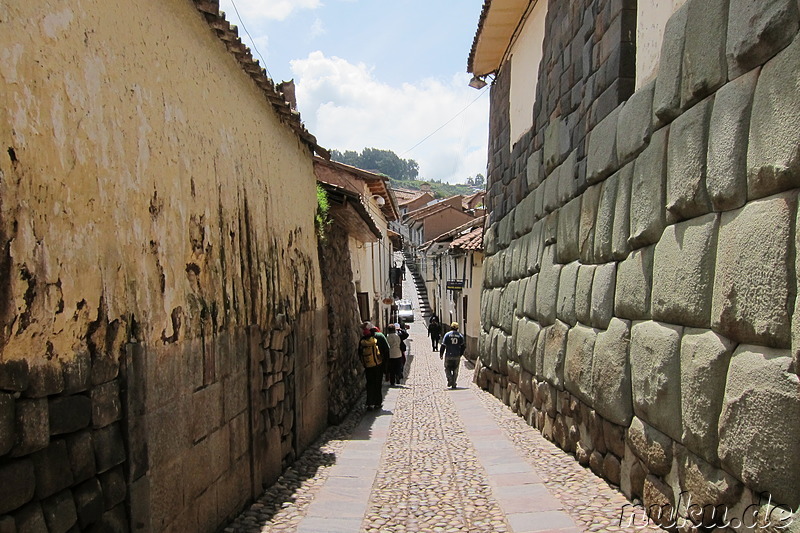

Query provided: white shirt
[387,333,403,359]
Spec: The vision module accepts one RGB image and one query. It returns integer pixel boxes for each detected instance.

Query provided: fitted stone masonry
[476,0,800,525]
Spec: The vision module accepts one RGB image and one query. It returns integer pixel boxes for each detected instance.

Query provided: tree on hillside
[330,148,419,181]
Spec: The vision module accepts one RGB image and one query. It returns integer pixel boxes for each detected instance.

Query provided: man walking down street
[427,317,442,351]
[439,322,465,389]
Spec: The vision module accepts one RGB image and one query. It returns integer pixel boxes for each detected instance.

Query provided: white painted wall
[636,0,690,88]
[509,0,548,145]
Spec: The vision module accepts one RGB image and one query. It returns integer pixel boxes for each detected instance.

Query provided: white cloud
[218,0,322,22]
[309,17,326,38]
[292,52,488,184]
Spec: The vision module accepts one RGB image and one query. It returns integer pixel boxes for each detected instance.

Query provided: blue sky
[219,0,489,184]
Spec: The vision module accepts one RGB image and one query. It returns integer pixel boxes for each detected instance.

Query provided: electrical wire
[227,0,273,80]
[400,86,489,157]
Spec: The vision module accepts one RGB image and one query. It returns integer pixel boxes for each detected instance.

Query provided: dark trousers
[444,358,460,387]
[365,365,383,407]
[431,335,440,350]
[388,357,403,385]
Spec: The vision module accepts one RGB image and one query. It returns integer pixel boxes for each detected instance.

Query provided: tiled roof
[193,0,328,158]
[452,227,484,251]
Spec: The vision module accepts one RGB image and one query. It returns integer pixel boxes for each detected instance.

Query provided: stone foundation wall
[0,1,333,531]
[478,0,800,528]
[319,228,364,424]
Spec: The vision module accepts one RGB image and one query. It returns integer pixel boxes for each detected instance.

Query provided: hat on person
[450,322,459,329]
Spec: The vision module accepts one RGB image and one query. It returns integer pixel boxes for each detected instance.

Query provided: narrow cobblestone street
[224,272,664,533]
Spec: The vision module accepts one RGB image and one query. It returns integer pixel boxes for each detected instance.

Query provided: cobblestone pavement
[225,272,664,533]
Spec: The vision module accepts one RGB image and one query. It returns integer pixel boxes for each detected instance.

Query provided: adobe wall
[478,0,800,528]
[0,1,331,531]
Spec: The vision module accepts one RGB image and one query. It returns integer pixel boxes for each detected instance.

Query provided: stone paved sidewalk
[224,273,664,533]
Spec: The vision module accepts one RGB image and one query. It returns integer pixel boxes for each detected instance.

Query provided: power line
[400,86,489,157]
[227,0,273,80]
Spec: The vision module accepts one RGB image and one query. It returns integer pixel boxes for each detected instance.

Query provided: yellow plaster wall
[0,0,324,365]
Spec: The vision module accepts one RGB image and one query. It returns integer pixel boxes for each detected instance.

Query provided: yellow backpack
[360,336,382,368]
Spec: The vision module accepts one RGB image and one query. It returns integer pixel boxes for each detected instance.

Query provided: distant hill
[389,178,481,199]
[330,147,485,199]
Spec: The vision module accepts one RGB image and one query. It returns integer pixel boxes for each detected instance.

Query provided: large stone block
[557,150,579,205]
[666,97,713,221]
[594,173,617,263]
[678,448,744,527]
[0,392,14,456]
[536,246,562,326]
[73,478,104,529]
[499,282,517,333]
[680,329,735,465]
[579,184,602,264]
[575,265,596,325]
[0,458,35,514]
[651,213,719,328]
[727,0,800,78]
[718,345,800,508]
[712,193,795,348]
[522,274,537,319]
[516,318,541,376]
[614,246,654,321]
[41,489,78,533]
[11,398,49,457]
[66,431,96,484]
[543,173,560,213]
[611,163,633,260]
[556,197,581,264]
[515,193,535,238]
[707,68,759,211]
[0,359,29,392]
[627,416,674,477]
[544,116,572,174]
[515,277,529,318]
[617,80,655,164]
[681,0,729,108]
[32,439,74,499]
[629,127,668,249]
[91,380,121,429]
[590,262,617,329]
[485,223,498,256]
[630,320,683,441]
[587,104,623,184]
[592,318,633,426]
[527,150,543,190]
[541,320,569,389]
[653,4,689,125]
[93,424,126,474]
[557,262,580,326]
[564,324,599,405]
[747,34,800,200]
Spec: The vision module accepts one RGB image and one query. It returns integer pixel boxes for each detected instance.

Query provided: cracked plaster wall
[0,1,329,531]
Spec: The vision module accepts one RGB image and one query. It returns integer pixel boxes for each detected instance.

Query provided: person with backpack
[427,317,442,351]
[439,322,465,389]
[359,322,390,410]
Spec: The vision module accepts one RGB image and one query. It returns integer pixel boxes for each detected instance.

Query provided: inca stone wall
[477,0,800,527]
[318,228,364,424]
[0,1,334,532]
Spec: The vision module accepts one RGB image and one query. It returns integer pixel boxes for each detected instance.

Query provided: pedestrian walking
[397,321,409,379]
[439,322,465,389]
[385,324,404,387]
[360,322,390,410]
[428,317,442,351]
